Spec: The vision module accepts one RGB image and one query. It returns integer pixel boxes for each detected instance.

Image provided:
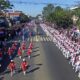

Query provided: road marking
[49,37,52,41]
[38,36,41,41]
[40,36,43,41]
[46,37,49,41]
[33,37,35,41]
[27,38,29,41]
[36,35,39,42]
[30,37,32,42]
[43,37,46,41]
[26,36,52,42]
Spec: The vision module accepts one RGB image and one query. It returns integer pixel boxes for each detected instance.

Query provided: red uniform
[21,61,28,71]
[14,41,17,46]
[22,45,26,50]
[27,49,32,56]
[18,48,22,56]
[3,47,7,52]
[21,42,26,50]
[0,52,2,60]
[29,42,33,49]
[12,44,16,51]
[9,62,15,72]
[7,48,12,56]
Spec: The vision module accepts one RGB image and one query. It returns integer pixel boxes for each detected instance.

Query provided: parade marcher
[21,41,26,54]
[3,47,7,55]
[12,43,16,51]
[20,58,28,75]
[11,44,16,54]
[14,41,18,46]
[0,51,2,61]
[27,48,32,59]
[8,60,16,77]
[29,42,33,49]
[7,47,13,59]
[18,47,22,59]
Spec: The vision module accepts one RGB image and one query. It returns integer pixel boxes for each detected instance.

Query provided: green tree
[54,9,73,29]
[20,13,30,23]
[0,0,13,11]
[71,7,80,30]
[71,7,80,18]
[42,4,54,20]
[43,6,73,29]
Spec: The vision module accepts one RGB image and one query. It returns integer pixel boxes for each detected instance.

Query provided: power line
[10,1,74,7]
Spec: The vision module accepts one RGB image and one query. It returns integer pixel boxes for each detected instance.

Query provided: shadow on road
[32,49,39,53]
[35,63,43,66]
[27,67,40,73]
[32,47,39,50]
[23,55,28,58]
[1,69,10,75]
[16,64,42,74]
[31,54,40,58]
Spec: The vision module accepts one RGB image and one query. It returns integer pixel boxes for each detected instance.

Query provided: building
[6,10,22,19]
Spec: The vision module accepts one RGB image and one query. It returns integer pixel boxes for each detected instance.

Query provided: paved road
[0,25,79,80]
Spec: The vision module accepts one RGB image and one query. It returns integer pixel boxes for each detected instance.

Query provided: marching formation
[40,23,80,78]
[8,40,33,76]
[0,39,33,77]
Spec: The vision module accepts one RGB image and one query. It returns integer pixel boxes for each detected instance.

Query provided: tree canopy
[0,0,13,11]
[42,5,73,29]
[71,7,80,30]
[42,4,54,19]
[20,13,30,23]
[71,7,80,18]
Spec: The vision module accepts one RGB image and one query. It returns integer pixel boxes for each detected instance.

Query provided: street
[0,25,79,80]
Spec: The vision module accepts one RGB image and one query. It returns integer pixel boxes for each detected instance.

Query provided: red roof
[9,12,21,16]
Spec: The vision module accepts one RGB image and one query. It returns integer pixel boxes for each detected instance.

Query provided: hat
[11,60,14,62]
[23,58,26,61]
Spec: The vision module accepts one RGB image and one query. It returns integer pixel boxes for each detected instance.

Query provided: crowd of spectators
[40,23,80,78]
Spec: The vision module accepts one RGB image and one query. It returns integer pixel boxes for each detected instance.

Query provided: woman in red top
[8,60,16,76]
[21,59,28,75]
[18,47,22,59]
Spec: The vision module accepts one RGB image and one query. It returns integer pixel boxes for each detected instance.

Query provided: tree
[42,4,54,20]
[53,9,73,29]
[76,19,80,30]
[42,6,73,29]
[71,7,80,30]
[71,7,80,18]
[0,0,13,11]
[20,13,30,23]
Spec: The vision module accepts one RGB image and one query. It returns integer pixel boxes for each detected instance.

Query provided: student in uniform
[20,59,28,75]
[8,60,16,76]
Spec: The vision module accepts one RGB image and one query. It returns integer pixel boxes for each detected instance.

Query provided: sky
[9,0,79,17]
